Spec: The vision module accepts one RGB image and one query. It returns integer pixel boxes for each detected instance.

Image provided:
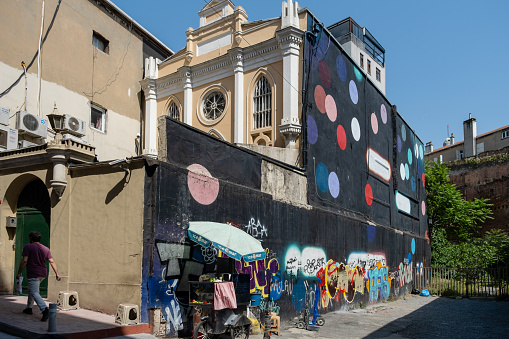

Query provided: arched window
[253,76,272,129]
[168,101,180,120]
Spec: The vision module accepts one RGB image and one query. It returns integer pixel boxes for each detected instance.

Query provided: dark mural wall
[141,119,429,337]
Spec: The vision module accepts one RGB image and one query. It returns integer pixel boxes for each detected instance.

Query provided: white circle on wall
[400,163,405,181]
[415,143,419,159]
[351,117,361,141]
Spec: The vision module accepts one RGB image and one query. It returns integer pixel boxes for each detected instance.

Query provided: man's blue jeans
[27,277,46,311]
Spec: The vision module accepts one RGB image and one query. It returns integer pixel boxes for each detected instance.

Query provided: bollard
[48,303,57,332]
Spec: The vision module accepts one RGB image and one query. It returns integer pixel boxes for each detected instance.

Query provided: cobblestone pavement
[253,295,509,339]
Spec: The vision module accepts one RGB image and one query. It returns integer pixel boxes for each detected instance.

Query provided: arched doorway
[14,180,51,297]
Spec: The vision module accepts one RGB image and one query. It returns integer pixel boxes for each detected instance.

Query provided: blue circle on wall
[405,163,409,180]
[419,145,424,159]
[307,115,318,144]
[411,238,416,254]
[408,252,412,263]
[329,171,340,198]
[411,176,416,191]
[354,66,363,82]
[316,163,329,193]
[408,148,413,165]
[402,125,407,141]
[397,135,402,152]
[336,55,347,82]
[349,80,358,104]
[367,224,376,242]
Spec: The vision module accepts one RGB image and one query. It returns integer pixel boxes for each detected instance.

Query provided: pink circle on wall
[187,164,219,205]
[365,184,373,206]
[314,85,327,114]
[325,95,337,122]
[371,113,378,134]
[422,201,426,215]
[319,60,331,88]
[337,125,347,150]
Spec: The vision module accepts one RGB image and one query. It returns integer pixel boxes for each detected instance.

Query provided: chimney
[463,113,477,158]
[425,142,433,154]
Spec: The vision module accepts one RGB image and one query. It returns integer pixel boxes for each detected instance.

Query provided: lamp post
[46,103,67,200]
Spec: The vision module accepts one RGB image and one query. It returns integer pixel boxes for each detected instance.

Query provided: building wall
[0,159,146,315]
[0,0,165,161]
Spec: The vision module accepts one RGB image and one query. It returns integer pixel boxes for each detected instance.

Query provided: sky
[111,0,509,148]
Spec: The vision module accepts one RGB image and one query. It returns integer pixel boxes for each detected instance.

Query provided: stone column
[230,48,244,144]
[181,68,193,126]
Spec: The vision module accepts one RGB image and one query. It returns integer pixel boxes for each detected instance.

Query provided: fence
[413,267,509,298]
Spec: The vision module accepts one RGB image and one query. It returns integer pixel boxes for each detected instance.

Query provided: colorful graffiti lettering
[284,245,327,278]
[399,261,413,286]
[164,300,183,335]
[234,250,280,298]
[245,218,268,241]
[323,260,364,304]
[367,264,390,302]
[347,252,386,279]
[259,299,280,315]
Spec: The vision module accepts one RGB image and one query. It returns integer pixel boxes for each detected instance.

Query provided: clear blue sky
[111,0,509,148]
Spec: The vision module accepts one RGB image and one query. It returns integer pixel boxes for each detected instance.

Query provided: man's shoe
[22,308,33,315]
[41,308,49,321]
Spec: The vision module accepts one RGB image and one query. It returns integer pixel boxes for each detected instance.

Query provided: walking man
[16,231,61,321]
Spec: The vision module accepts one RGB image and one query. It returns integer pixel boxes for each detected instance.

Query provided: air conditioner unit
[0,106,9,126]
[16,111,47,138]
[0,125,18,151]
[63,114,86,137]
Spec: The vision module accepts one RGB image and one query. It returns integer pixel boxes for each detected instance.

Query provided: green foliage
[425,161,493,242]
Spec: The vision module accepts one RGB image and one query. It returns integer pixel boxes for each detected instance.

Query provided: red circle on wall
[365,184,373,206]
[422,173,425,187]
[319,60,331,88]
[337,125,347,150]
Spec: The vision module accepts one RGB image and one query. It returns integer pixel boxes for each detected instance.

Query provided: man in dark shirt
[16,231,61,321]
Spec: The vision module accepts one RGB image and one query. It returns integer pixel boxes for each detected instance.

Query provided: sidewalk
[0,295,152,339]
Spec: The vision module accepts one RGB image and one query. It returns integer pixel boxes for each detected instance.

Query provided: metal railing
[413,267,509,298]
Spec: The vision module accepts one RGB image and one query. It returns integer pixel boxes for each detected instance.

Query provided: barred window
[253,76,272,129]
[168,102,180,120]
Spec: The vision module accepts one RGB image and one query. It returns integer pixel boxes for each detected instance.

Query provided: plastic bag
[419,289,430,297]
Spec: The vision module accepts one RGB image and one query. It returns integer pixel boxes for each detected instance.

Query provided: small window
[168,102,180,120]
[93,32,109,54]
[376,68,381,82]
[502,130,509,139]
[456,149,464,160]
[367,60,371,75]
[360,53,364,69]
[90,103,106,133]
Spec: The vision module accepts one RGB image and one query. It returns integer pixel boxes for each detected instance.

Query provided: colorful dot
[316,163,329,193]
[397,135,402,152]
[351,118,361,141]
[414,143,419,159]
[405,163,409,180]
[380,104,387,124]
[411,238,416,254]
[400,163,405,181]
[314,85,326,114]
[371,113,378,134]
[307,115,318,144]
[408,148,413,165]
[337,125,347,150]
[329,171,340,198]
[354,66,363,82]
[349,80,358,104]
[419,145,424,159]
[411,176,416,191]
[325,94,337,122]
[402,125,407,141]
[336,55,347,82]
[422,173,425,187]
[319,60,331,88]
[367,224,376,242]
[365,184,373,206]
[422,201,426,215]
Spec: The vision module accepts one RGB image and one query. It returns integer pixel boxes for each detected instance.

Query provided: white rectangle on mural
[395,190,411,214]
[366,148,391,182]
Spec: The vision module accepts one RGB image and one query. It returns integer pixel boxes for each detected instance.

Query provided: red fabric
[214,282,237,310]
[21,243,52,279]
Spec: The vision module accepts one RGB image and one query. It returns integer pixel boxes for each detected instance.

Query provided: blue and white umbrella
[188,221,266,262]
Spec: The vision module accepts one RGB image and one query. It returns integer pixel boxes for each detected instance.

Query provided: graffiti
[164,299,183,335]
[245,218,268,241]
[234,250,280,298]
[201,246,217,264]
[347,252,386,279]
[399,262,413,286]
[323,260,364,304]
[259,299,280,315]
[367,264,390,302]
[284,245,327,278]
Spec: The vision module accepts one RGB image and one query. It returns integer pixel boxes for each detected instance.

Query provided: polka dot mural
[351,118,361,141]
[325,95,337,122]
[307,115,318,144]
[337,125,347,150]
[402,125,407,141]
[354,66,363,82]
[187,164,219,205]
[365,184,373,206]
[316,163,329,193]
[400,163,405,181]
[349,80,358,104]
[380,104,387,124]
[411,176,416,192]
[367,224,376,242]
[314,85,326,114]
[397,135,402,153]
[407,148,413,165]
[336,54,347,82]
[329,172,340,198]
[411,238,416,254]
[422,201,426,215]
[319,61,331,88]
[371,113,378,134]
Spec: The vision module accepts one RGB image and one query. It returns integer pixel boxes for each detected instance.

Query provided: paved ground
[2,294,508,338]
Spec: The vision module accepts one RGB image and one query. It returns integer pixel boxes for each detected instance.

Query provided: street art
[367,264,390,303]
[164,299,183,335]
[233,249,280,298]
[284,245,327,278]
[187,164,219,205]
[245,218,268,242]
[347,252,386,279]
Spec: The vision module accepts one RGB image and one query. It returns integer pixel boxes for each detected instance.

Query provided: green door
[14,180,51,297]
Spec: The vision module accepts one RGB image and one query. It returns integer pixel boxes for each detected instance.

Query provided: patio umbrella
[188,221,266,262]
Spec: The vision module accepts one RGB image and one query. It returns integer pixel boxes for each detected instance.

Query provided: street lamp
[47,103,64,133]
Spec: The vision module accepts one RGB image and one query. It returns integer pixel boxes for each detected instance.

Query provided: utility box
[6,217,16,228]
